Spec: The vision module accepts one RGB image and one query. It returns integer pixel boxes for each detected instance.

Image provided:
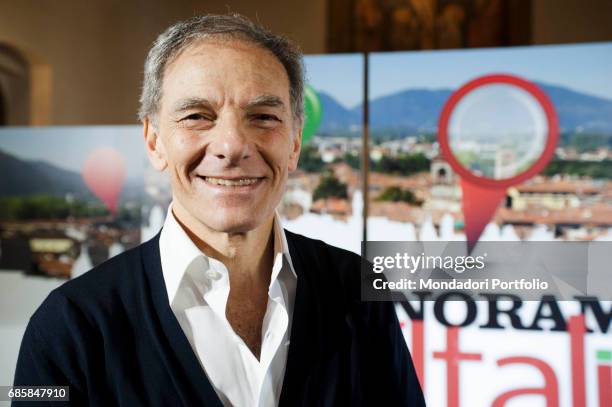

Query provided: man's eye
[182,113,211,121]
[253,114,280,122]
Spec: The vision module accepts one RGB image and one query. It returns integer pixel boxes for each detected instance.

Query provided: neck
[171,201,275,281]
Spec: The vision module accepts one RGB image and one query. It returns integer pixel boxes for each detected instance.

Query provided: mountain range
[317,82,612,136]
[0,150,90,197]
[0,150,143,199]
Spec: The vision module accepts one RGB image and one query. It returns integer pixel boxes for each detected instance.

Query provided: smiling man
[13,15,425,407]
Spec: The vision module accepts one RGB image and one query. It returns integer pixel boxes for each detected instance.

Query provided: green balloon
[303,85,322,143]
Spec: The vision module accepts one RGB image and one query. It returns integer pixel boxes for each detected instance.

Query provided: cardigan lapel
[279,230,353,405]
[278,230,320,405]
[140,234,224,407]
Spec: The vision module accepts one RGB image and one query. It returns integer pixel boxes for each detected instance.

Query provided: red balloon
[82,147,126,215]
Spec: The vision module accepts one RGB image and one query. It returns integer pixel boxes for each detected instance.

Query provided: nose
[206,114,251,165]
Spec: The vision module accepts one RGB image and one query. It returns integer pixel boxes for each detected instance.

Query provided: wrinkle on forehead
[160,38,291,116]
[164,37,289,90]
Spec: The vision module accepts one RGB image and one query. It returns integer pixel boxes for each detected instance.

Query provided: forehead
[160,38,291,109]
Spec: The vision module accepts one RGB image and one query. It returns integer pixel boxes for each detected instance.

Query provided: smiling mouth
[200,176,264,187]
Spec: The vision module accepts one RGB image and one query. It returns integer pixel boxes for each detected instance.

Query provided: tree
[313,172,348,201]
[543,159,612,179]
[371,152,430,175]
[376,186,420,205]
[298,144,326,173]
[339,152,360,169]
[0,195,112,221]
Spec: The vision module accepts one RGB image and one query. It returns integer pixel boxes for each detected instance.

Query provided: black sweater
[13,230,425,406]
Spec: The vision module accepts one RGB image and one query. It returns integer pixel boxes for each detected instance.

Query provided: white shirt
[159,205,297,407]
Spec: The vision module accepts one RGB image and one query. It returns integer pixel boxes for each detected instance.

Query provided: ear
[143,118,168,172]
[288,123,302,172]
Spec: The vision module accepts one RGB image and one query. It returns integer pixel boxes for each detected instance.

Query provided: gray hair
[138,14,305,125]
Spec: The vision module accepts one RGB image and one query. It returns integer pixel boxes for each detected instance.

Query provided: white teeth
[204,177,260,186]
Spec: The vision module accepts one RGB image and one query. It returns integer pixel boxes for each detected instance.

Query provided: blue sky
[304,54,364,109]
[305,42,612,109]
[0,126,145,177]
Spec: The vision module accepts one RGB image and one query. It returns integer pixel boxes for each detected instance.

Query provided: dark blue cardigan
[13,230,425,406]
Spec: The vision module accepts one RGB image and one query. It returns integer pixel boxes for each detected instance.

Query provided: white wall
[0,272,63,388]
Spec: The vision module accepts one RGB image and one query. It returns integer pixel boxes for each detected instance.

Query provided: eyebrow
[171,94,286,115]
[243,94,286,111]
[171,97,214,114]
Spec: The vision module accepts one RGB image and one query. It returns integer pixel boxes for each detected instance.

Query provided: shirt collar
[158,203,296,305]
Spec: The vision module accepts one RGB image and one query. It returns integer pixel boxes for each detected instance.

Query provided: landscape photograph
[0,126,145,278]
[286,42,612,243]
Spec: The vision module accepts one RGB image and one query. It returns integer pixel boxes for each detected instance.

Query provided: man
[14,14,425,406]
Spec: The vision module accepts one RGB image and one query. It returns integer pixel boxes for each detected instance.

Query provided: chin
[200,208,267,234]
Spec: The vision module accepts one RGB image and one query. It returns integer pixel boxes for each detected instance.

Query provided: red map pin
[438,74,558,250]
[82,147,126,215]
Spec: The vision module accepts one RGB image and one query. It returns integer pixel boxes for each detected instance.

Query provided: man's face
[145,39,302,233]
